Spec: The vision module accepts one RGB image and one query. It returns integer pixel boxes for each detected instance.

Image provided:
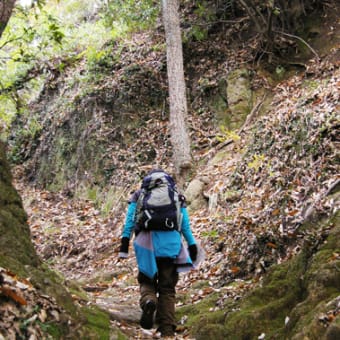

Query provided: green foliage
[101,0,159,32]
[216,126,240,143]
[183,0,216,42]
[0,96,16,138]
[194,1,215,25]
[247,154,266,172]
[86,46,113,75]
[201,230,219,238]
[0,1,113,131]
[188,25,207,41]
[0,2,66,130]
[23,116,42,138]
[0,0,160,134]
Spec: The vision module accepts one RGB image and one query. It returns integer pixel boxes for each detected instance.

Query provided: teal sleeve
[122,202,137,239]
[181,207,196,246]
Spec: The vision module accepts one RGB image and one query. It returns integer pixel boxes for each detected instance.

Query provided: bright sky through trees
[20,0,33,6]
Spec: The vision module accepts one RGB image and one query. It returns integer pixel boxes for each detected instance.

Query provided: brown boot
[140,300,156,329]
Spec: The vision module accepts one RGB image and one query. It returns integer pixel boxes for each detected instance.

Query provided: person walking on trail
[118,169,198,337]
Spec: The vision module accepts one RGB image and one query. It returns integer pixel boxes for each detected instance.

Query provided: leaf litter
[7,56,338,338]
[0,267,69,340]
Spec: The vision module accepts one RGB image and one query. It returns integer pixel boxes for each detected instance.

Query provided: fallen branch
[239,94,267,133]
[195,17,249,26]
[215,138,233,151]
[238,0,264,33]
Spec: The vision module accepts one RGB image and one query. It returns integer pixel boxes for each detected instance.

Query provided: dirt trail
[13,169,210,339]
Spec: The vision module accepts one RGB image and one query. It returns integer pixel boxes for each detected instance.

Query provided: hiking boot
[158,325,175,337]
[140,300,156,329]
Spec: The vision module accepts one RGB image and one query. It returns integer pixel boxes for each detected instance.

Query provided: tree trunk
[0,0,16,37]
[161,0,192,184]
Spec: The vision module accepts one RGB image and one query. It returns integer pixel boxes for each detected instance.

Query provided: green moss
[66,280,90,302]
[81,306,111,339]
[176,292,225,331]
[189,212,340,340]
[0,142,40,268]
[191,280,211,289]
[0,254,31,278]
[41,321,66,339]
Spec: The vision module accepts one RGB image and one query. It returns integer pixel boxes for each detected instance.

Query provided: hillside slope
[13,48,339,339]
[2,1,340,339]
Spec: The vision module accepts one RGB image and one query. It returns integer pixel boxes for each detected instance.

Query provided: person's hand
[118,237,129,259]
[188,244,198,262]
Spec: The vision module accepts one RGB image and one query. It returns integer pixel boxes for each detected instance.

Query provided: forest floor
[13,129,260,339]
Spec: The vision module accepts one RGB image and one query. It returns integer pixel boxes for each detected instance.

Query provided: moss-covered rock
[226,69,252,125]
[208,69,253,131]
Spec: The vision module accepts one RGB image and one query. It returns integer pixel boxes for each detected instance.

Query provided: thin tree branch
[274,30,320,60]
[194,17,249,26]
[239,94,266,133]
[214,95,267,152]
[0,35,26,50]
[238,0,263,32]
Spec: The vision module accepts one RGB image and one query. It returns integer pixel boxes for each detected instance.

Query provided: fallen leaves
[191,61,340,288]
[0,267,70,340]
[5,16,339,340]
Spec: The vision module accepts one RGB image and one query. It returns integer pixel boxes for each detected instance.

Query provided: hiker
[118,169,197,337]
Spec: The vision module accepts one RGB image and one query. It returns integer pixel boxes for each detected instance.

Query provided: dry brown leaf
[266,242,277,249]
[0,287,27,306]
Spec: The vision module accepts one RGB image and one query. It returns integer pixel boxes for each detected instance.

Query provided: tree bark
[161,0,192,183]
[0,0,16,37]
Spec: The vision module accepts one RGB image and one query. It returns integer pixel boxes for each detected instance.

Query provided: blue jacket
[121,191,196,278]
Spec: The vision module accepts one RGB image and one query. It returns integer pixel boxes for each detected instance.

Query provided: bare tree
[161,0,192,185]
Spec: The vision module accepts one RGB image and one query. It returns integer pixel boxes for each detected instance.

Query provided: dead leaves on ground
[0,267,69,340]
[192,59,339,286]
[7,52,340,338]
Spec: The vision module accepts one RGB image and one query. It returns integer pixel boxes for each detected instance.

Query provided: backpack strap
[134,189,145,229]
[176,194,186,232]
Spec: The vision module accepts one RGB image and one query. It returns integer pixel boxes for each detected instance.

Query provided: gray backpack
[135,170,182,231]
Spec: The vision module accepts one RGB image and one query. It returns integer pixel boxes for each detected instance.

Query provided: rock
[226,68,252,126]
[95,292,141,324]
[184,179,207,210]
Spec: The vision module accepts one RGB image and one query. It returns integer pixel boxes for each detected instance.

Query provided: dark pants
[138,258,179,333]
